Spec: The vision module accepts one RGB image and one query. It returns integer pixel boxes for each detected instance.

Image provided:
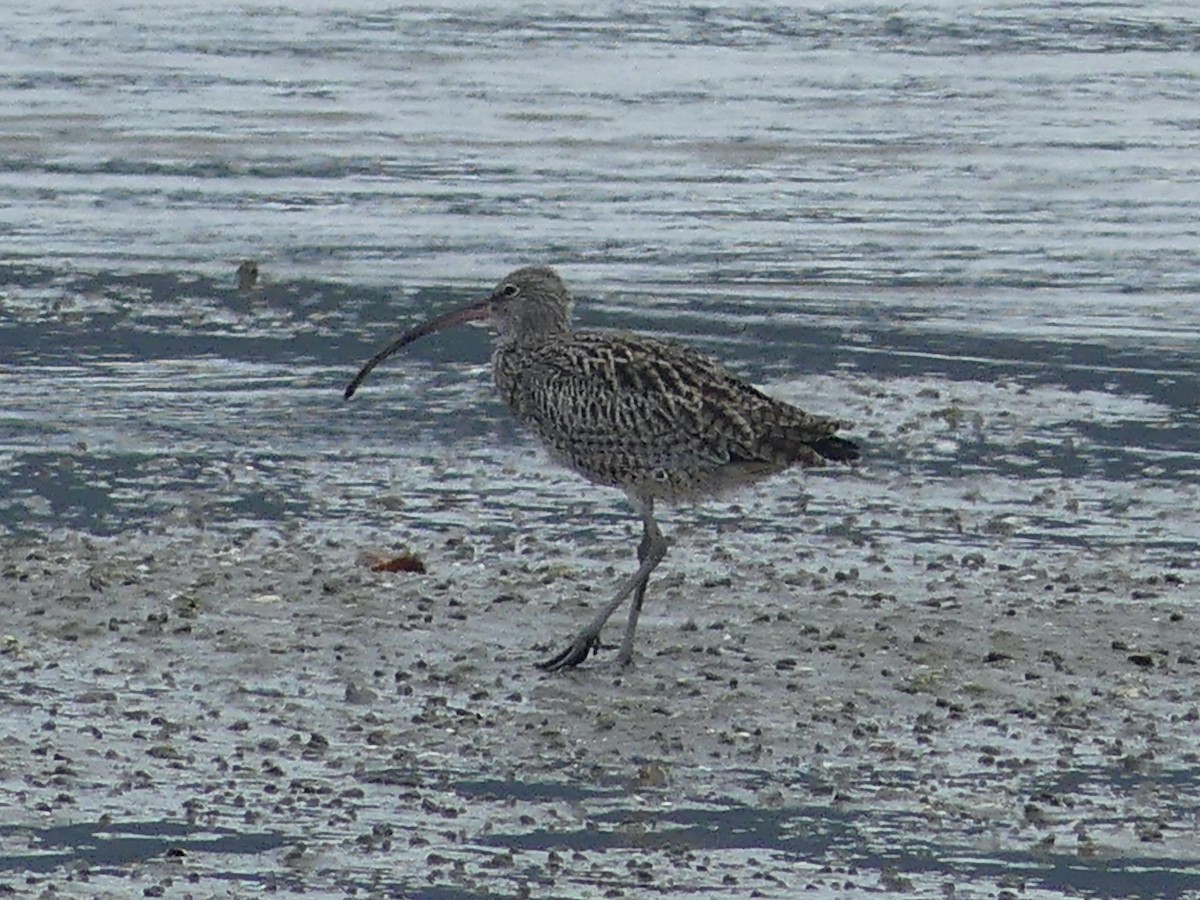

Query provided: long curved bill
[344,299,491,400]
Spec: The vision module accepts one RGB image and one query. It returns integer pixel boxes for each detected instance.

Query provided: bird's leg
[537,500,667,672]
[616,513,665,667]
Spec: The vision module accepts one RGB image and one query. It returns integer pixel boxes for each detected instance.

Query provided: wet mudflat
[2,503,1199,898]
[3,342,1200,897]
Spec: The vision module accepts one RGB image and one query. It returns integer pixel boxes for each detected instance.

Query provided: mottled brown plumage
[345,266,858,671]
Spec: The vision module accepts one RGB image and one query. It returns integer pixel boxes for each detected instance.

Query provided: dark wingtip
[812,435,861,463]
[343,381,359,401]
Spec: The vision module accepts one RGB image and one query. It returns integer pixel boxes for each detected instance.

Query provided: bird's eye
[501,283,520,298]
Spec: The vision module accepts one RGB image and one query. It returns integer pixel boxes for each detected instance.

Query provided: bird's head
[485,265,573,339]
[343,265,572,400]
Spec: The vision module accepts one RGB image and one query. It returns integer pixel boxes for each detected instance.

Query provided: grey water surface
[2,0,1200,542]
[3,0,1199,540]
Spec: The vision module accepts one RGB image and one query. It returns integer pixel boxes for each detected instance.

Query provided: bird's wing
[498,333,844,470]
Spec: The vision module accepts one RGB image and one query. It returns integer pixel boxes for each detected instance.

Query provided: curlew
[344,266,859,671]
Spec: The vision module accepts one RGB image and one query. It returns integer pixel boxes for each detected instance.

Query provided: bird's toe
[536,634,601,672]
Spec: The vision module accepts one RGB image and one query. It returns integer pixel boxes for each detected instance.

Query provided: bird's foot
[536,633,601,672]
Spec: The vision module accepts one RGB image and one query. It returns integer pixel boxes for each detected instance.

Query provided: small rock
[345,682,378,705]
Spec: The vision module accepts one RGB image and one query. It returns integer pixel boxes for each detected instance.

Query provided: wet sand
[3,425,1198,897]
[4,345,1200,898]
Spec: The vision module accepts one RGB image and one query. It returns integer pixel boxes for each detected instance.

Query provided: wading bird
[345,266,858,670]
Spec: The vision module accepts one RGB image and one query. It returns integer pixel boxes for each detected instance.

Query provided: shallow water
[2,1,1200,897]
[4,0,1200,541]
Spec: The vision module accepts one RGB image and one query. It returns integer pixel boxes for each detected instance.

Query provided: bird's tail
[809,434,860,463]
[749,403,861,467]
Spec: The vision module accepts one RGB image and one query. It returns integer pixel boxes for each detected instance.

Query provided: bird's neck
[496,325,572,347]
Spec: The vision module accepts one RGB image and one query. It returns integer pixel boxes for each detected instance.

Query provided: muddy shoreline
[3,504,1197,897]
